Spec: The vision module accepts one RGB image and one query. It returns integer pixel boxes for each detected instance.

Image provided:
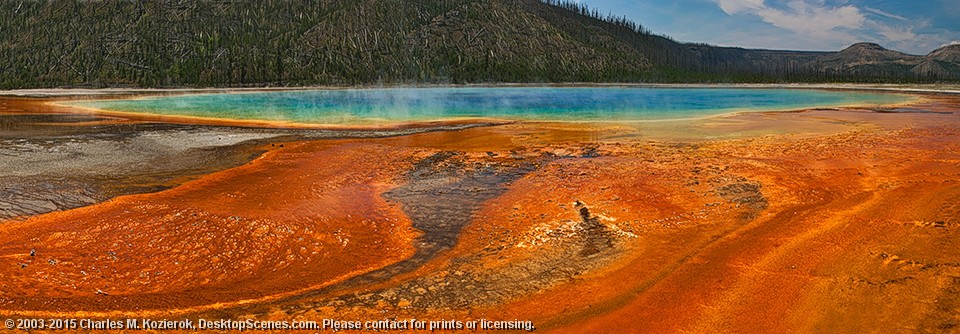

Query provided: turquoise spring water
[69,87,911,124]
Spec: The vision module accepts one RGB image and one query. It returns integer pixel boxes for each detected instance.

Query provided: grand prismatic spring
[1,86,959,333]
[68,87,911,123]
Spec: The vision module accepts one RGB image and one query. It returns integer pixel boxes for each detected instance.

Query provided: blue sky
[576,0,960,55]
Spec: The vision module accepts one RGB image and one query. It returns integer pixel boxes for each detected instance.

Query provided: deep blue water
[70,87,910,124]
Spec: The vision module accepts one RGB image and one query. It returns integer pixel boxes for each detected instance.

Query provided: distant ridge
[812,43,958,78]
[0,0,957,88]
[929,44,960,63]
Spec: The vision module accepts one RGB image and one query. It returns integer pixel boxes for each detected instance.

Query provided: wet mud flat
[0,92,959,333]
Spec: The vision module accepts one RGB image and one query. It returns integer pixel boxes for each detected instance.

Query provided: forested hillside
[1,0,958,88]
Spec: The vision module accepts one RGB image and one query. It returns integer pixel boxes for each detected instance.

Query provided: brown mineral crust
[284,108,958,333]
[211,109,957,334]
[519,126,960,333]
[422,147,780,327]
[0,140,419,315]
[0,92,958,334]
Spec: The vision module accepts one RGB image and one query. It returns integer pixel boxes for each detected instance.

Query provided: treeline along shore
[2,0,960,89]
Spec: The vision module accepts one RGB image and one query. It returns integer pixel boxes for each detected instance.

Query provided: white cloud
[941,41,960,48]
[717,0,765,15]
[756,1,865,38]
[874,24,917,42]
[863,7,908,21]
[711,0,944,53]
[716,0,865,41]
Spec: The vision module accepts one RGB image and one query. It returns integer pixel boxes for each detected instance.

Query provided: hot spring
[67,87,912,124]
